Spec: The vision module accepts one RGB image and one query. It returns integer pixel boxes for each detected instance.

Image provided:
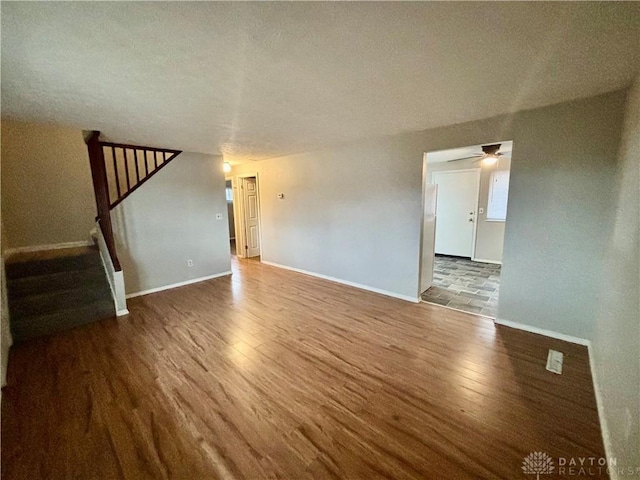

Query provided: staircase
[2,134,181,342]
[5,246,115,342]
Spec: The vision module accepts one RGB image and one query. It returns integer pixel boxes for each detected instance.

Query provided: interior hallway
[1,255,605,479]
[423,255,501,318]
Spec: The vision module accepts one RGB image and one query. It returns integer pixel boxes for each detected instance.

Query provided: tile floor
[421,255,501,318]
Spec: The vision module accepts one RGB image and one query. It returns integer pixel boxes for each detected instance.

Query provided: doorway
[234,174,262,260]
[419,141,513,318]
[225,179,236,255]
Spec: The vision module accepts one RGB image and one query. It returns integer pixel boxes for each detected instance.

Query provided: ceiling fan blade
[446,155,482,163]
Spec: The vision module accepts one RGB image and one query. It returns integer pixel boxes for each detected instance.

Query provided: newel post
[86,131,121,271]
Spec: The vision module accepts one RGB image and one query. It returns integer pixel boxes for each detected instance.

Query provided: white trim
[4,240,92,256]
[472,258,502,265]
[116,308,130,316]
[231,176,244,257]
[91,226,128,315]
[421,298,495,319]
[261,260,420,303]
[587,344,615,480]
[494,318,590,346]
[1,255,13,389]
[126,271,232,298]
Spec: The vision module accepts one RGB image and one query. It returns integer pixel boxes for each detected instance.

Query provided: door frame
[431,167,481,260]
[417,153,432,296]
[224,177,235,241]
[233,172,264,259]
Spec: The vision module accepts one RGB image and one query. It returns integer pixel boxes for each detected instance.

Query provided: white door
[420,184,438,294]
[242,177,261,258]
[432,170,479,257]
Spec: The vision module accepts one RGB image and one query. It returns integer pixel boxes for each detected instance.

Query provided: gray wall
[496,94,624,338]
[234,91,626,316]
[427,156,511,263]
[1,120,96,247]
[112,152,231,294]
[232,136,424,300]
[591,77,639,474]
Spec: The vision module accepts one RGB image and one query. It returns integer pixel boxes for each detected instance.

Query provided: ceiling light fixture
[223,162,231,173]
[482,155,498,166]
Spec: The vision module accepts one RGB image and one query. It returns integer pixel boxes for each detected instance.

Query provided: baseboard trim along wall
[422,299,495,319]
[472,257,502,265]
[261,260,421,303]
[91,226,128,316]
[3,240,93,256]
[126,271,233,299]
[587,344,616,480]
[494,318,590,345]
[495,317,614,474]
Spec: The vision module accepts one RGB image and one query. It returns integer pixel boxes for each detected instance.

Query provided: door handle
[468,218,474,222]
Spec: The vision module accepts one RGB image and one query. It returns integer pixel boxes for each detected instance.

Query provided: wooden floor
[2,256,607,479]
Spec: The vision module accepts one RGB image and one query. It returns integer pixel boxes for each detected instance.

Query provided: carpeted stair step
[9,282,112,320]
[10,300,115,341]
[5,246,116,342]
[7,265,107,299]
[5,249,102,280]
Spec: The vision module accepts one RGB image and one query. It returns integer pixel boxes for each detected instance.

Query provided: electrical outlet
[216,213,224,220]
[187,260,193,267]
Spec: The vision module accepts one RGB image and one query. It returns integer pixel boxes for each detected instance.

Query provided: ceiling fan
[447,144,509,165]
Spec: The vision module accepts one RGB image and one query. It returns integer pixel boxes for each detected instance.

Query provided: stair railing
[85,131,182,272]
[87,131,120,271]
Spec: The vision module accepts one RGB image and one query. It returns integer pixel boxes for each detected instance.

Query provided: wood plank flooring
[1,256,607,479]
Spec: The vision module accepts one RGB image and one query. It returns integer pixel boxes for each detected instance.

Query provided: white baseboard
[494,318,590,346]
[4,240,93,257]
[587,344,616,480]
[261,260,420,303]
[126,271,232,299]
[472,257,502,265]
[421,299,495,319]
[92,225,128,314]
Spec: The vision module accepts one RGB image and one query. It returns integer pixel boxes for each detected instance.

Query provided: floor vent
[546,349,564,374]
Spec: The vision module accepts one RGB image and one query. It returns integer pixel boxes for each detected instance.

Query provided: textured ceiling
[2,2,639,162]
